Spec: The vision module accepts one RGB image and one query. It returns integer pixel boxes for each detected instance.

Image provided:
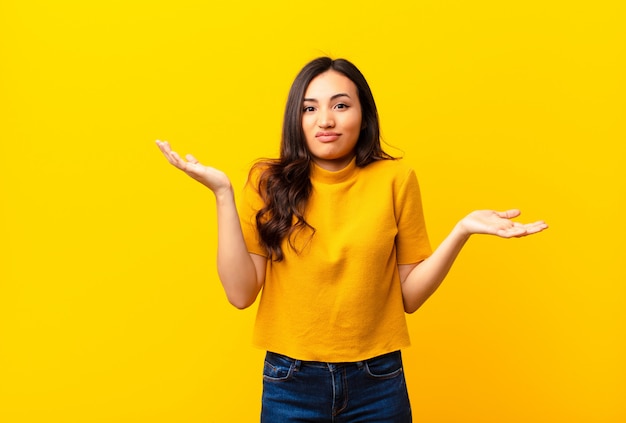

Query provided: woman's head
[281,57,386,168]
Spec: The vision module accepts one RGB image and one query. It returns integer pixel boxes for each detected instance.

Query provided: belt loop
[356,360,365,369]
[294,359,302,371]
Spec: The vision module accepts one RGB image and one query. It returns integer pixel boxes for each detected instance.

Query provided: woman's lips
[315,132,340,142]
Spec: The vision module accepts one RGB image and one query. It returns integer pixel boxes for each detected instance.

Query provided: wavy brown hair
[253,57,393,261]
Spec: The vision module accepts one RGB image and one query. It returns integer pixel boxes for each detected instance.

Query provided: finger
[524,221,549,234]
[185,154,200,165]
[496,209,521,219]
[156,140,178,164]
[168,150,190,169]
[502,221,549,237]
[155,140,168,155]
[497,225,527,238]
[155,139,171,152]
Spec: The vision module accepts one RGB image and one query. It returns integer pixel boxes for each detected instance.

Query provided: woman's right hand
[156,140,232,195]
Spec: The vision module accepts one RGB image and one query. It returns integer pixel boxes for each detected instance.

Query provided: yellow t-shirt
[239,157,431,362]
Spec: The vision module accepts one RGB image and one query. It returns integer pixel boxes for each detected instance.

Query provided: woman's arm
[400,209,548,313]
[156,140,266,309]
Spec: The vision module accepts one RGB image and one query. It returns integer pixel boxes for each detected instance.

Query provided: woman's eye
[335,103,349,109]
[303,106,315,112]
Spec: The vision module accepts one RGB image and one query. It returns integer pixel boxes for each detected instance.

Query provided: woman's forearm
[401,222,471,313]
[214,187,264,309]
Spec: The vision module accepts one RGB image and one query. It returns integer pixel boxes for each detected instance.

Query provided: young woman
[156,57,547,422]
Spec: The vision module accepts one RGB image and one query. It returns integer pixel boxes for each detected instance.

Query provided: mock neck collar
[310,157,358,184]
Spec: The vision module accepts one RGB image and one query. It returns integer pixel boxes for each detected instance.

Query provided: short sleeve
[394,168,432,264]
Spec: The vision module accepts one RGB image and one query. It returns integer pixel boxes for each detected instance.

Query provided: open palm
[156,140,231,195]
[460,209,548,238]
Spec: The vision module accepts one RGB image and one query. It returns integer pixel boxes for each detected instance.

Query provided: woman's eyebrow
[303,93,352,102]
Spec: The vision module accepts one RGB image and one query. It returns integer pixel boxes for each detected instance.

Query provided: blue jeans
[261,350,412,422]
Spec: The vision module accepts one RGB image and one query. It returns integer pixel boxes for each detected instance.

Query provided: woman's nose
[317,110,335,128]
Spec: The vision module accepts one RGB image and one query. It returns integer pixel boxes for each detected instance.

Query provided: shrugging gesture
[400,209,548,313]
[155,140,266,309]
[155,57,550,421]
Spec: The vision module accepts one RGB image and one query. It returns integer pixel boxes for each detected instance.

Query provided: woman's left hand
[458,209,548,238]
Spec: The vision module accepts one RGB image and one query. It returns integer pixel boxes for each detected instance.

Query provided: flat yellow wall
[1,1,624,422]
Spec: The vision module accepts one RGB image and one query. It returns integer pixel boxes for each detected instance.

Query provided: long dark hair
[254,57,393,261]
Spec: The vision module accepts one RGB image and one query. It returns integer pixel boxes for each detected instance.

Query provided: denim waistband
[266,350,401,371]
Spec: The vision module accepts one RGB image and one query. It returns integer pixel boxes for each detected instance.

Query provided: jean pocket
[364,351,404,380]
[263,352,296,382]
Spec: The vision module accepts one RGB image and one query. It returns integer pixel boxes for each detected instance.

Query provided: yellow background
[1,0,624,422]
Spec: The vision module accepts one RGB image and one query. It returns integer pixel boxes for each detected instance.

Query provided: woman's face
[301,70,363,171]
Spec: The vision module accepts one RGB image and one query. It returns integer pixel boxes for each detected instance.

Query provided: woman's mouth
[315,132,341,142]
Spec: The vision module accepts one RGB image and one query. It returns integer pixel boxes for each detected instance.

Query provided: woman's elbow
[226,292,257,310]
[403,297,426,314]
[404,303,420,314]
